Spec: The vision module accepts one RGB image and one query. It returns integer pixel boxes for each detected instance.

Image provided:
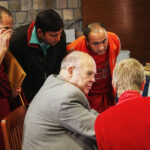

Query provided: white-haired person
[95,58,150,150]
[22,51,99,150]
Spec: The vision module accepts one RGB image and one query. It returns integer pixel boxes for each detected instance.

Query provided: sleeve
[0,62,11,98]
[59,92,99,140]
[113,33,121,57]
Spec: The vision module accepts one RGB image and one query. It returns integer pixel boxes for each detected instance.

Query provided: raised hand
[0,27,12,65]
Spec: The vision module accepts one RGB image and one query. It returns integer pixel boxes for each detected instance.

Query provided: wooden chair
[1,105,27,150]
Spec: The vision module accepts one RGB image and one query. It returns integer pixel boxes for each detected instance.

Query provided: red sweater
[67,32,120,112]
[95,90,150,150]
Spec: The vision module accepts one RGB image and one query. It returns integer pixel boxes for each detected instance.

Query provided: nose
[55,34,61,42]
[98,43,104,50]
[90,74,95,82]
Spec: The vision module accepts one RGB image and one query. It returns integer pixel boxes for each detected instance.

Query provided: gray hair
[113,58,145,97]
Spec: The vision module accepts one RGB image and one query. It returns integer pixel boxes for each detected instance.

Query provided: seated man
[95,58,150,150]
[22,51,99,150]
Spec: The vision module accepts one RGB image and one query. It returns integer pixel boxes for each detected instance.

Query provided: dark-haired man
[67,22,121,113]
[9,9,67,102]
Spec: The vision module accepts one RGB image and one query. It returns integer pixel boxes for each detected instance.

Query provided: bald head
[60,51,96,95]
[60,51,95,70]
[83,22,106,41]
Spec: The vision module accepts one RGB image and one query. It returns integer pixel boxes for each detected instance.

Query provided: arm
[59,92,99,139]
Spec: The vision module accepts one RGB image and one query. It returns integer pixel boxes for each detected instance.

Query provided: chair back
[1,105,27,150]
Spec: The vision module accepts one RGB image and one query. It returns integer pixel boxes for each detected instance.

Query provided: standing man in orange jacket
[67,22,121,113]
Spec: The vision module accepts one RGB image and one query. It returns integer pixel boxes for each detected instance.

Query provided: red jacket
[67,32,120,112]
[95,90,150,150]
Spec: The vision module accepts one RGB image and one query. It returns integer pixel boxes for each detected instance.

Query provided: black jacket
[9,23,67,102]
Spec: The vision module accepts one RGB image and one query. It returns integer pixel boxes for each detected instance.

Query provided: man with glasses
[67,22,121,113]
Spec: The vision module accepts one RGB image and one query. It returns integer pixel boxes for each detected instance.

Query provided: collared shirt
[29,26,50,56]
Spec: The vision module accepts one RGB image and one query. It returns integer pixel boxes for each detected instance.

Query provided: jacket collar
[118,90,142,105]
[27,21,39,48]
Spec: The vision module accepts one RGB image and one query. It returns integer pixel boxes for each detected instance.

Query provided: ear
[141,80,146,91]
[112,80,117,94]
[68,66,74,76]
[37,29,44,40]
[85,38,89,46]
[112,80,115,90]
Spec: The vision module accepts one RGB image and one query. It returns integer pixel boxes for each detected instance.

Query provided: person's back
[95,58,150,150]
[95,95,150,150]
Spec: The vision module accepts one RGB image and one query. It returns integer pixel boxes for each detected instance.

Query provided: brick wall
[0,0,83,37]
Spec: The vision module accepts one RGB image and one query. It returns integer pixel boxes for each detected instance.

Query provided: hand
[0,28,12,64]
[12,86,22,98]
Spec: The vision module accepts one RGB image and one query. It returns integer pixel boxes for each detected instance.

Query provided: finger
[0,28,6,34]
[2,29,12,37]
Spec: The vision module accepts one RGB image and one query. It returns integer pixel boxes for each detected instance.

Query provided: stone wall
[0,0,83,37]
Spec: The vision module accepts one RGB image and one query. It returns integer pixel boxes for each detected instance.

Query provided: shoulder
[10,24,29,44]
[107,31,121,54]
[70,35,85,43]
[38,75,88,107]
[44,75,85,97]
[67,36,86,51]
[107,32,120,42]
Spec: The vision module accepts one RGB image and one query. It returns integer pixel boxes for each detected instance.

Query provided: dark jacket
[9,22,67,102]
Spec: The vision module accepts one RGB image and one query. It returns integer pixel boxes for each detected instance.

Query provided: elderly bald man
[22,51,99,150]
